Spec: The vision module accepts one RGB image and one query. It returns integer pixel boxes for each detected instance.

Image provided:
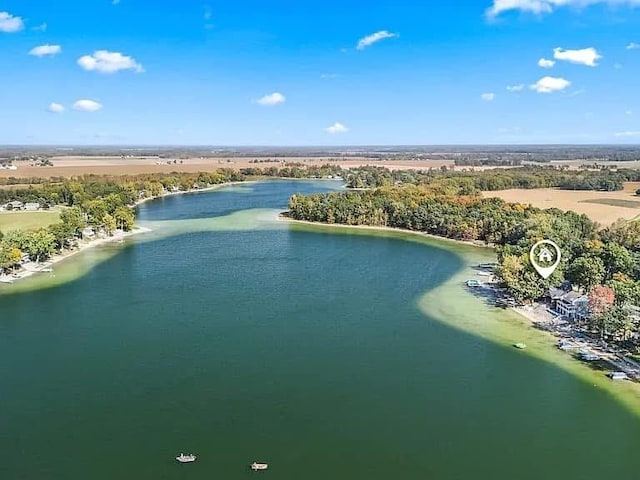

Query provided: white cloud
[627,42,640,49]
[506,84,525,91]
[325,122,349,134]
[256,92,286,106]
[78,50,144,73]
[553,47,602,66]
[0,11,24,33]
[487,0,640,18]
[615,130,640,137]
[47,102,65,113]
[614,62,623,69]
[32,22,47,32]
[73,99,103,112]
[356,30,398,50]
[112,0,121,4]
[538,58,555,68]
[481,93,496,101]
[626,110,633,115]
[530,76,571,93]
[29,44,62,57]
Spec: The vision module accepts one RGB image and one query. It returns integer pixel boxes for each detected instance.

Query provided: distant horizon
[2,143,640,151]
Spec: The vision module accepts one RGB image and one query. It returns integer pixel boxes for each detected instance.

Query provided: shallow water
[1,180,640,480]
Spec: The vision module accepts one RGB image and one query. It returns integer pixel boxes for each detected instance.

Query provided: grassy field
[0,210,61,232]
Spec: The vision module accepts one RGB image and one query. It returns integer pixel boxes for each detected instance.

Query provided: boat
[466,279,481,287]
[477,271,492,277]
[557,340,576,351]
[251,462,268,471]
[607,371,629,381]
[513,343,527,350]
[478,263,497,269]
[580,352,600,361]
[176,453,196,463]
[39,267,53,273]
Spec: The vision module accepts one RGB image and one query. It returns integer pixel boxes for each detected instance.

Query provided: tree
[26,229,56,263]
[608,273,640,306]
[588,284,615,317]
[495,254,546,303]
[113,207,134,231]
[601,242,635,280]
[82,199,108,226]
[59,206,86,236]
[566,256,605,292]
[102,213,117,235]
[0,242,22,272]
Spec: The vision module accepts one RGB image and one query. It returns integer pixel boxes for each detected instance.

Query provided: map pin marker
[530,240,562,280]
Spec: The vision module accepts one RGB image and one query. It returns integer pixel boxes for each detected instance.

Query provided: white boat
[608,371,629,381]
[580,352,600,361]
[466,279,481,287]
[176,453,196,463]
[477,271,492,277]
[514,343,527,350]
[251,462,268,471]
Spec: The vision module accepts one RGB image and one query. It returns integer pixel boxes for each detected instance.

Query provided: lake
[1,180,640,480]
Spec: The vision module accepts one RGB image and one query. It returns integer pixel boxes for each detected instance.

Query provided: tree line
[344,165,640,192]
[287,186,640,347]
[0,166,344,273]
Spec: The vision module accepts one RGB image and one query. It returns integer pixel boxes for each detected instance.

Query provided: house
[554,291,589,321]
[24,202,40,211]
[81,227,95,239]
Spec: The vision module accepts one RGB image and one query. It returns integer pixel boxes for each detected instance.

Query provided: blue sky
[2,0,640,145]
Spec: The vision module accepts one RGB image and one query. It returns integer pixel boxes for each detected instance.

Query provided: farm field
[482,182,640,226]
[0,156,454,179]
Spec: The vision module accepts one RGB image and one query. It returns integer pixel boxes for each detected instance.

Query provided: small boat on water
[466,279,481,287]
[251,462,268,471]
[607,371,629,381]
[514,343,527,350]
[176,453,196,463]
[478,263,497,269]
[477,271,492,277]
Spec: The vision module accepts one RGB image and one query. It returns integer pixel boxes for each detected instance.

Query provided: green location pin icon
[530,240,561,280]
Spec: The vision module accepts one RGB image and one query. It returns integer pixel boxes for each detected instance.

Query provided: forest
[344,165,640,192]
[287,186,640,346]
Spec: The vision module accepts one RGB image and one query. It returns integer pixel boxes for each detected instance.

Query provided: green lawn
[0,210,61,232]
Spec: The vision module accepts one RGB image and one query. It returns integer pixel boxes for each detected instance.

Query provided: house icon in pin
[538,247,554,263]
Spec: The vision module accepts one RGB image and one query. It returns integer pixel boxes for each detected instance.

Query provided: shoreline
[0,226,151,286]
[0,178,339,289]
[280,216,640,417]
[0,180,252,287]
[279,215,494,250]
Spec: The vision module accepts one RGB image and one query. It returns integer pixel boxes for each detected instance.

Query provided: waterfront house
[81,227,96,239]
[554,291,589,322]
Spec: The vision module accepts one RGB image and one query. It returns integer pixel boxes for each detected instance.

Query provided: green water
[1,180,640,480]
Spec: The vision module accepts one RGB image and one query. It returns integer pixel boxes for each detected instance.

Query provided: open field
[0,210,61,232]
[0,156,454,178]
[482,182,640,226]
